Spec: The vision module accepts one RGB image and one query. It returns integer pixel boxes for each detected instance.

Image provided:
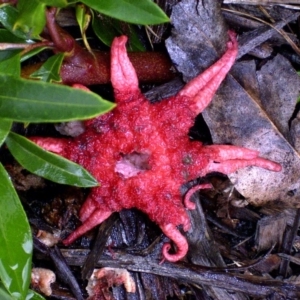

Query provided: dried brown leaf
[167,0,300,205]
[255,213,287,251]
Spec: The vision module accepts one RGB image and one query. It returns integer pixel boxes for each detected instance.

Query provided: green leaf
[0,29,27,73]
[126,26,146,52]
[75,4,92,52]
[26,289,46,300]
[15,0,46,39]
[0,51,20,76]
[20,46,47,63]
[0,74,115,122]
[0,6,29,39]
[0,119,12,147]
[0,163,32,299]
[30,53,64,82]
[0,48,19,62]
[81,0,169,25]
[91,12,119,47]
[76,4,89,34]
[0,28,26,43]
[39,0,69,7]
[92,12,145,51]
[6,132,99,187]
[0,283,14,300]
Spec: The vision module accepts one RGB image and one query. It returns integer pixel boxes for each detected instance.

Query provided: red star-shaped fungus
[31,31,281,262]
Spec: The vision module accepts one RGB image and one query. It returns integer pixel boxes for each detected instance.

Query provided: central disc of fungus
[115,152,151,179]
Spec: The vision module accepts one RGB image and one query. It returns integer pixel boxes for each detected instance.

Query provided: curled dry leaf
[291,113,300,152]
[167,0,300,205]
[31,268,56,296]
[36,229,61,247]
[5,163,45,191]
[223,56,300,205]
[87,268,136,299]
[255,212,287,252]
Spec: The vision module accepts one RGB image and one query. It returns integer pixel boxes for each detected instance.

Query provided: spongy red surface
[31,33,280,261]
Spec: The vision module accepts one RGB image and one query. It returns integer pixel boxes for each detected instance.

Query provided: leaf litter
[167,0,300,206]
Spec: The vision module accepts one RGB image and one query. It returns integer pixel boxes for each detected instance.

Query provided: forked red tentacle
[111,36,141,102]
[202,145,259,161]
[178,30,238,114]
[206,157,281,175]
[79,196,98,222]
[30,137,69,156]
[63,209,112,245]
[161,224,189,262]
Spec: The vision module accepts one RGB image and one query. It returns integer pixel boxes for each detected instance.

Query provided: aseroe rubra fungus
[31,31,281,262]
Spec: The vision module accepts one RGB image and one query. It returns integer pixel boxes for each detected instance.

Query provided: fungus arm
[178,31,238,114]
[161,224,189,262]
[63,209,112,245]
[110,36,141,103]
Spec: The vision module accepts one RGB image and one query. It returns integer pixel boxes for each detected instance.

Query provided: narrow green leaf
[76,4,89,34]
[15,0,46,39]
[30,53,64,82]
[0,74,115,122]
[91,12,119,47]
[6,132,99,187]
[0,28,26,43]
[0,29,28,71]
[39,0,69,7]
[81,0,169,25]
[20,47,47,63]
[0,163,32,299]
[92,12,145,51]
[75,4,92,52]
[0,51,20,76]
[26,289,46,300]
[126,26,146,52]
[0,119,12,147]
[0,283,13,300]
[0,6,29,39]
[0,49,18,62]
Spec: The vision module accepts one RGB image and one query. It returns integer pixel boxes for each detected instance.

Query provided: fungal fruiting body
[31,32,281,262]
